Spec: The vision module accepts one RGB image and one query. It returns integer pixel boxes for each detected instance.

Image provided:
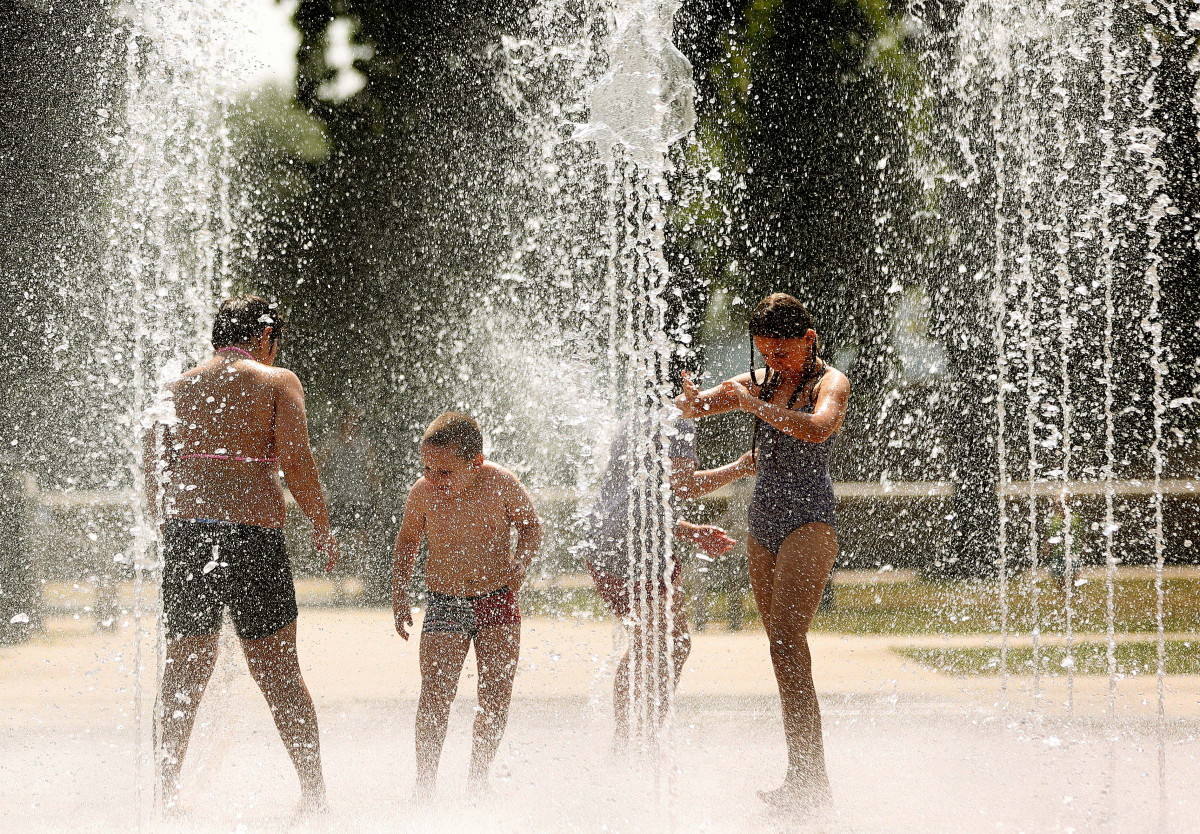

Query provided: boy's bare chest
[424,495,508,538]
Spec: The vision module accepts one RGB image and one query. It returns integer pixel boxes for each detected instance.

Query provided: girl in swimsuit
[676,292,850,813]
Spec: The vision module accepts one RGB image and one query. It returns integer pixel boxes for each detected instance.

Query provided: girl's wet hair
[211,295,284,350]
[748,293,823,460]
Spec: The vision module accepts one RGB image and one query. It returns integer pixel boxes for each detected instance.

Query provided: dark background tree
[0,0,116,480]
[0,0,1194,571]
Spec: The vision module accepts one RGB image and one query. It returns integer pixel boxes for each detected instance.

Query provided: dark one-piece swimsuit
[747,367,839,555]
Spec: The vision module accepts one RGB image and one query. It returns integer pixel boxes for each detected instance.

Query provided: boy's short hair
[422,412,484,460]
[212,295,284,349]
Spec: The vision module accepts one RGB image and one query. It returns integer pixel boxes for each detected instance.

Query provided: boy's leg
[467,622,520,789]
[416,631,471,797]
[159,631,220,806]
[241,621,327,810]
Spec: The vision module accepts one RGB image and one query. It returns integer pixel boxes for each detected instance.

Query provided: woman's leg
[159,632,220,805]
[621,586,690,743]
[656,584,691,728]
[612,638,632,749]
[751,525,838,805]
[241,622,327,810]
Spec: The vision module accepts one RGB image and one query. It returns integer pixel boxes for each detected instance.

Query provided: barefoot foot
[757,778,831,815]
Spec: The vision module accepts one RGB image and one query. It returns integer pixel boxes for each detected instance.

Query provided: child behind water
[392,412,543,799]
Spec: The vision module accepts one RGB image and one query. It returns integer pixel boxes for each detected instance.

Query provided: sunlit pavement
[3,608,1199,832]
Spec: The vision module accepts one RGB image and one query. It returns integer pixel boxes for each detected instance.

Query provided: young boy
[392,412,542,799]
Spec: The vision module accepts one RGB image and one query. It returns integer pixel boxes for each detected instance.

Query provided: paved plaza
[2,605,1198,833]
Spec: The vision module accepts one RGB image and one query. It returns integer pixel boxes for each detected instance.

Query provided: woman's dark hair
[211,295,284,350]
[748,293,823,460]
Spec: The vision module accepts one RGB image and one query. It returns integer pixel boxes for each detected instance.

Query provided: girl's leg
[754,525,838,806]
[747,536,778,641]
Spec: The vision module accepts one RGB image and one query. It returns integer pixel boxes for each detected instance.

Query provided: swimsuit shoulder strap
[784,361,829,411]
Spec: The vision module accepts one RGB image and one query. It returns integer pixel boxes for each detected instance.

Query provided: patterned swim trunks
[421,586,521,637]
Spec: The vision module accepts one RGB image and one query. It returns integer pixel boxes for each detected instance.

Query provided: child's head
[212,295,284,353]
[420,412,485,495]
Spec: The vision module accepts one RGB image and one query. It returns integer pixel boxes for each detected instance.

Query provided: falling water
[1048,0,1077,708]
[1136,13,1171,822]
[920,0,1189,818]
[93,0,237,820]
[1096,0,1122,724]
[575,0,696,810]
[983,0,1015,699]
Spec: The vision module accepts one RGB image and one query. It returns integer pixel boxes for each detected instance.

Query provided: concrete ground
[2,606,1198,833]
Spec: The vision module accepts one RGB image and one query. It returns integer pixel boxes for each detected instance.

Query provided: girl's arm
[731,369,850,443]
[674,371,757,419]
[671,451,755,500]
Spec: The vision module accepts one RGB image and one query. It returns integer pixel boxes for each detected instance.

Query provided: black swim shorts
[162,518,298,641]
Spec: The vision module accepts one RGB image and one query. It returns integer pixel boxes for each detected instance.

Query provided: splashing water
[94,0,236,821]
[913,0,1189,819]
[573,0,696,811]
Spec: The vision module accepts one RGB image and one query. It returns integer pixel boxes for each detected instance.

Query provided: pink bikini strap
[217,346,256,361]
[179,453,279,464]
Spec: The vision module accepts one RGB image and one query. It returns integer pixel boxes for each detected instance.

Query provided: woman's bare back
[165,355,288,527]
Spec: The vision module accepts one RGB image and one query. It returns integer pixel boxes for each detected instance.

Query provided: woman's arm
[274,370,338,570]
[671,452,755,500]
[674,371,757,419]
[675,520,736,556]
[142,426,165,526]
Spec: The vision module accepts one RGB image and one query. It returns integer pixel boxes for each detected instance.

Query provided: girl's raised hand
[678,371,702,416]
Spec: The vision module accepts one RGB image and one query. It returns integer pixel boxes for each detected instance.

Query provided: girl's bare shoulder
[820,365,850,394]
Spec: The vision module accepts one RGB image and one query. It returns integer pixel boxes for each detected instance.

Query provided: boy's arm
[504,474,542,593]
[670,452,755,500]
[391,485,426,640]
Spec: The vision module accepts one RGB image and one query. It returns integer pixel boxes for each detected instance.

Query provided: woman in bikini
[143,295,339,815]
[676,292,849,812]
